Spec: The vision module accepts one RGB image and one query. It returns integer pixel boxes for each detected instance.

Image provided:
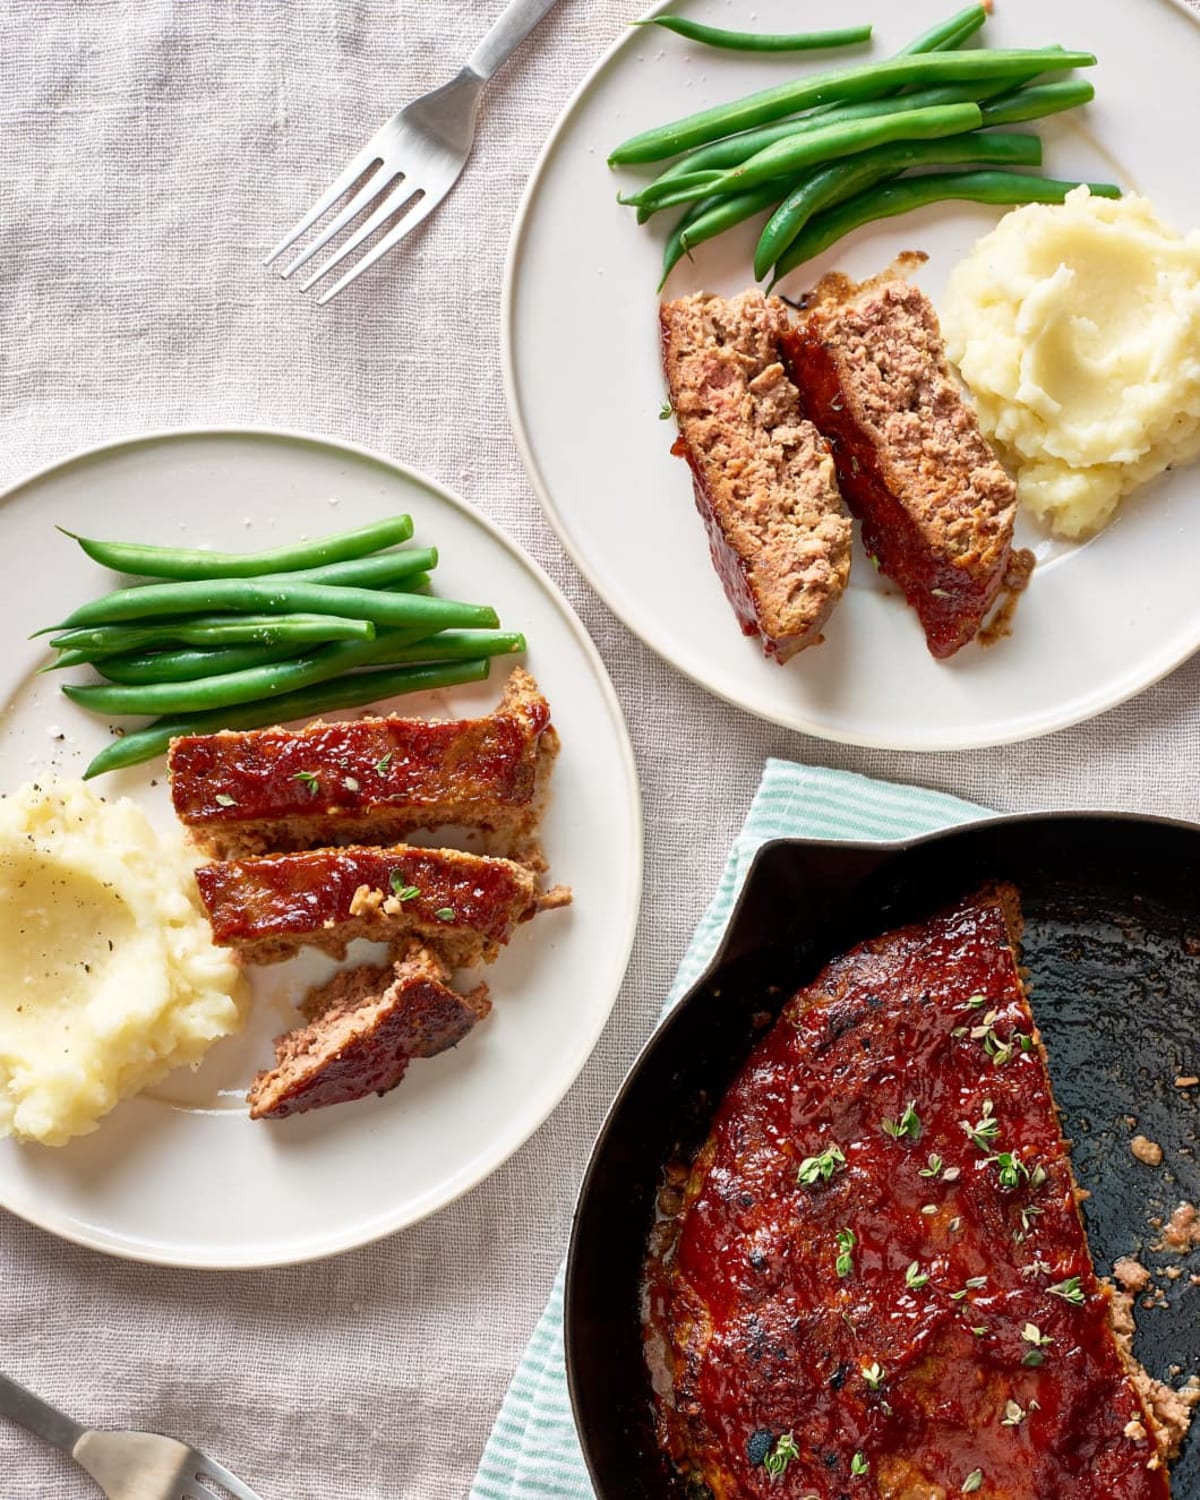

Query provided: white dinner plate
[504,0,1200,750]
[0,429,642,1267]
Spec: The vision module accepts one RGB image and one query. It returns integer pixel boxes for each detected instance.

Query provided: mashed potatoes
[0,780,243,1146]
[942,187,1200,537]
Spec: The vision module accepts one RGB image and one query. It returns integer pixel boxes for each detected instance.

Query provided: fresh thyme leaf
[851,1451,869,1477]
[1022,1322,1053,1347]
[214,793,237,807]
[1001,1399,1028,1427]
[962,1470,984,1493]
[961,1101,1001,1152]
[796,1144,846,1187]
[434,907,455,921]
[965,994,988,1009]
[905,1260,930,1291]
[835,1227,856,1279]
[658,399,674,421]
[291,770,320,796]
[919,1153,943,1178]
[763,1431,800,1478]
[994,1151,1029,1191]
[374,751,394,776]
[388,872,420,901]
[861,1361,884,1390]
[1047,1276,1085,1306]
[1030,1163,1048,1189]
[881,1101,921,1143]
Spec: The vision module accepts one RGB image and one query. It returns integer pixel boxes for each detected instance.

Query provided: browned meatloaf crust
[247,946,492,1120]
[193,843,569,967]
[660,290,852,662]
[782,268,1033,659]
[646,885,1181,1499]
[168,667,557,859]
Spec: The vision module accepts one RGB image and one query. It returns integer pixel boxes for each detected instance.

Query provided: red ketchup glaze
[649,890,1169,1498]
[781,328,1010,661]
[195,846,531,946]
[168,704,547,827]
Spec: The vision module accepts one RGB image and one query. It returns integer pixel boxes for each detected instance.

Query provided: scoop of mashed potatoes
[942,187,1200,537]
[0,780,243,1145]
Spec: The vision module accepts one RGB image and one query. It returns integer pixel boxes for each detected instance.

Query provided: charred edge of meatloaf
[247,947,492,1120]
[660,290,851,663]
[194,844,547,969]
[783,268,1029,659]
[169,667,555,861]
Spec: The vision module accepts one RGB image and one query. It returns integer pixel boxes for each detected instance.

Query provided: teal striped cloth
[470,759,988,1500]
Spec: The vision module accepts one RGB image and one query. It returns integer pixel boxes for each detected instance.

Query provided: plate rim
[0,422,645,1269]
[500,0,1200,753]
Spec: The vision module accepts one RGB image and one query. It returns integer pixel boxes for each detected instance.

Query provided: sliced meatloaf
[660,290,852,662]
[168,667,557,859]
[247,946,491,1120]
[782,268,1032,658]
[194,843,569,967]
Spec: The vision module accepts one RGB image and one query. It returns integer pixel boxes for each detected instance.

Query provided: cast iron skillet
[565,813,1200,1498]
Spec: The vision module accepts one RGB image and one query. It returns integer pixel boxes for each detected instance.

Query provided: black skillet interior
[566,814,1200,1499]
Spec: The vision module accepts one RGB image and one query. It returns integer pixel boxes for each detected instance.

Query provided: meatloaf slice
[782,268,1032,658]
[660,290,851,662]
[194,843,568,967]
[168,667,557,859]
[247,946,491,1120]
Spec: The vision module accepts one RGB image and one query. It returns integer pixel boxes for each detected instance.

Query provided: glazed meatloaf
[247,945,491,1120]
[660,290,852,661]
[782,269,1032,658]
[194,843,569,967]
[646,885,1184,1498]
[168,667,556,859]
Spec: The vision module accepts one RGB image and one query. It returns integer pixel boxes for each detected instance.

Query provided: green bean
[900,4,987,56]
[753,130,1043,278]
[49,612,376,655]
[46,579,498,633]
[62,625,460,717]
[631,76,1028,214]
[771,170,1122,283]
[61,515,414,580]
[978,78,1095,128]
[659,185,786,288]
[608,49,1096,164]
[633,17,872,53]
[92,627,524,686]
[88,639,344,684]
[260,546,437,588]
[691,101,985,203]
[81,658,493,780]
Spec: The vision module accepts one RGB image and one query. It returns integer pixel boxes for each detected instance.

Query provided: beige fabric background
[1,3,1198,1496]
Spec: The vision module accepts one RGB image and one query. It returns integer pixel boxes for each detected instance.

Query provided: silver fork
[1,1372,265,1500]
[266,0,564,304]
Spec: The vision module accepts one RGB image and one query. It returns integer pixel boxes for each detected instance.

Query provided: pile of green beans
[37,517,528,779]
[611,5,1119,287]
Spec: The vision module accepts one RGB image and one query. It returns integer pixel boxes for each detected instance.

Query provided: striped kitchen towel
[470,759,989,1500]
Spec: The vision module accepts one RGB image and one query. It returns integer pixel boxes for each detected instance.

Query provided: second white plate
[504,0,1200,750]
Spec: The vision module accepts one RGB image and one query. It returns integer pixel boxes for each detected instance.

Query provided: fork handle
[467,0,563,81]
[0,1372,84,1456]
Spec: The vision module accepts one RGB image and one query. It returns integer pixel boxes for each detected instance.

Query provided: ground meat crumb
[1125,1419,1148,1441]
[1114,1258,1152,1294]
[1158,1202,1200,1253]
[1132,1134,1165,1167]
[1109,1289,1200,1459]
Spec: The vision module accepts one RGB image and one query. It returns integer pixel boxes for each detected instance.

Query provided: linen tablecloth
[2,4,1199,1497]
